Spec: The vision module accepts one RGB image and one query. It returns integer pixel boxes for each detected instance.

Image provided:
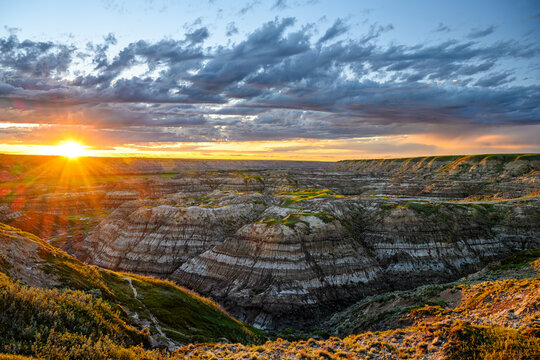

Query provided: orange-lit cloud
[1,17,539,161]
[1,124,538,161]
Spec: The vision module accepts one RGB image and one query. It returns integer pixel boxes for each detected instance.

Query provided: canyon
[0,153,539,358]
[3,154,537,329]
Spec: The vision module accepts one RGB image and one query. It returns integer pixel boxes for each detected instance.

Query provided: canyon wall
[80,154,540,329]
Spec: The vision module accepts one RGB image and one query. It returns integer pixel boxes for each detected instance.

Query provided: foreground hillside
[0,223,262,359]
[1,221,538,359]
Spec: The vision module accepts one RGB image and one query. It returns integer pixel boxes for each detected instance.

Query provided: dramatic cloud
[0,16,539,158]
[185,27,210,44]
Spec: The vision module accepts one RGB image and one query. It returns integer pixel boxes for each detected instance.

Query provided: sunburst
[54,140,88,159]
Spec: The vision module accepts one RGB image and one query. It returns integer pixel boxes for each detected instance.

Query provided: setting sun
[54,141,88,159]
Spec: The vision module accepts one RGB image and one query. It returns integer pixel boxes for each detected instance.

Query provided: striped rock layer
[82,192,269,276]
[78,154,540,328]
[84,189,540,329]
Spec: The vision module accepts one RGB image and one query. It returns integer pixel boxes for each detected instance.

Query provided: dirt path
[122,276,178,350]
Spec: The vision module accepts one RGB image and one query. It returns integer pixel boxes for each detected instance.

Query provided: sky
[0,0,539,161]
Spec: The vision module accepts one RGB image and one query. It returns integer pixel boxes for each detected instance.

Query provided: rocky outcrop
[81,191,271,276]
[83,182,540,329]
[323,248,540,337]
[332,154,540,198]
[0,223,64,288]
[172,210,381,328]
[171,253,540,359]
[170,197,540,328]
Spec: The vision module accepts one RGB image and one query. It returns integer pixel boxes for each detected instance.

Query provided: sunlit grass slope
[0,222,263,359]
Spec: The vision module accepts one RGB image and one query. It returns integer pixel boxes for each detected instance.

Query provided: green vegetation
[324,281,456,337]
[379,203,399,211]
[193,195,210,205]
[262,212,335,228]
[65,210,111,237]
[42,247,263,345]
[242,175,264,184]
[378,200,510,226]
[446,322,540,360]
[108,273,263,344]
[379,201,442,217]
[7,164,26,176]
[489,248,540,270]
[0,222,263,359]
[404,201,439,216]
[0,190,16,203]
[277,188,344,207]
[0,272,150,359]
[155,173,179,179]
[191,194,229,208]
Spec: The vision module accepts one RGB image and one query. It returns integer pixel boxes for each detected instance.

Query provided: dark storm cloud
[186,17,309,93]
[0,35,75,77]
[468,26,496,39]
[0,17,539,144]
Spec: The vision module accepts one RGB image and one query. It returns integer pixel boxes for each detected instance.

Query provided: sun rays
[0,153,128,242]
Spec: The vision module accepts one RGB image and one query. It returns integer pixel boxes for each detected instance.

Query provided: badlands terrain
[0,153,539,359]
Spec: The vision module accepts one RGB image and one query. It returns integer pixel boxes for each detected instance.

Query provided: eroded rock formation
[169,197,540,328]
[80,154,540,329]
[82,191,270,275]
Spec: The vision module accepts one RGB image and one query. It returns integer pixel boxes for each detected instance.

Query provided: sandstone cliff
[332,154,540,198]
